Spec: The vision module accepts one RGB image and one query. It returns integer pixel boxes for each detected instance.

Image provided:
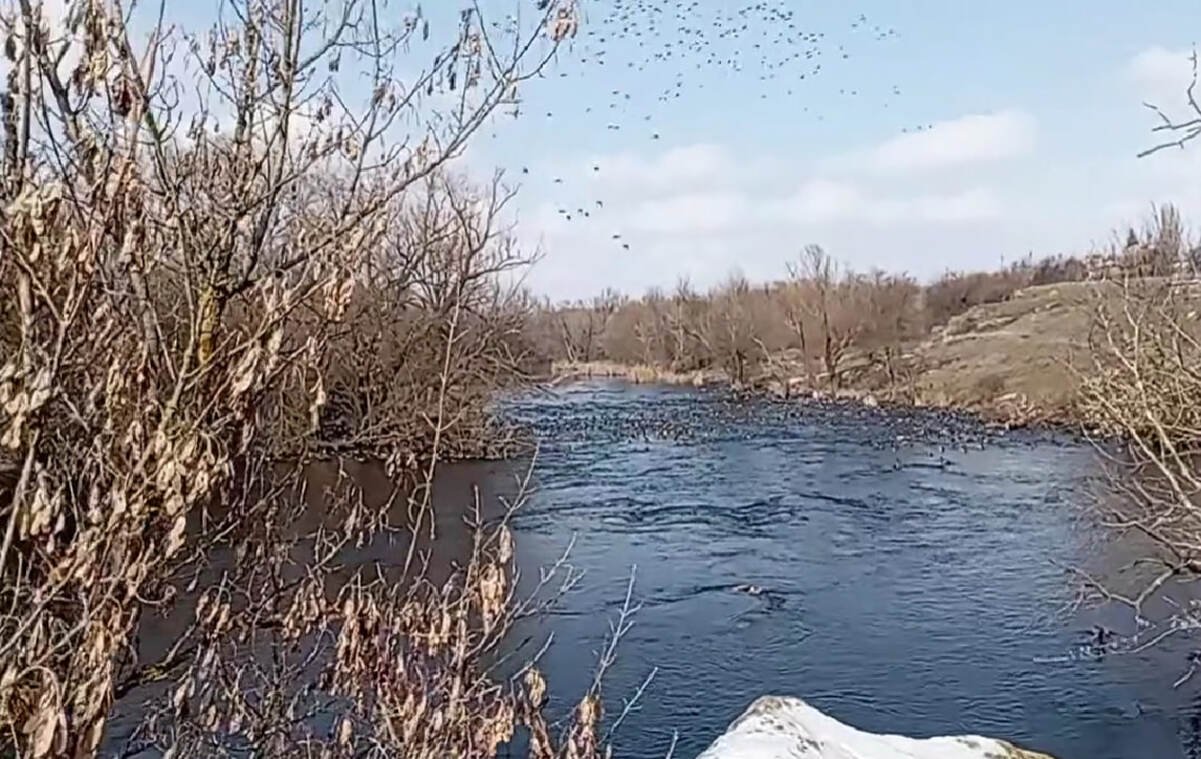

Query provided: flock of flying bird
[487,1,925,256]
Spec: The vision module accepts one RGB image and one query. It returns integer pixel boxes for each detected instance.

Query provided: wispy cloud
[848,110,1037,174]
[1125,46,1197,109]
[627,191,753,234]
[768,181,1002,225]
[519,121,1020,299]
[581,143,737,193]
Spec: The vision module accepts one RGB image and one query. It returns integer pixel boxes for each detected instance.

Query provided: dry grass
[538,208,1199,425]
[907,281,1099,421]
[548,281,1102,423]
[551,360,722,387]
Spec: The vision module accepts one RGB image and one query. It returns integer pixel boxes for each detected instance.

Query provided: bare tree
[780,277,816,389]
[1076,275,1201,664]
[789,245,858,390]
[1072,70,1201,673]
[628,288,669,365]
[555,289,622,363]
[703,274,763,387]
[1138,48,1201,157]
[0,1,645,757]
[853,269,921,396]
[529,243,1088,404]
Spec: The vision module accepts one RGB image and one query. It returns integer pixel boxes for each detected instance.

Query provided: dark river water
[105,380,1200,758]
[476,381,1201,759]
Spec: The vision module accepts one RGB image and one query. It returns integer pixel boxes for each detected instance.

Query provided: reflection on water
[488,381,1200,759]
[108,457,521,755]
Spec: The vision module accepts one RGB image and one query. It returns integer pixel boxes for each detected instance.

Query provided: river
[479,380,1200,759]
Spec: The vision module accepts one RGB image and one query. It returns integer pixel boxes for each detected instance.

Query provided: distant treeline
[531,204,1198,390]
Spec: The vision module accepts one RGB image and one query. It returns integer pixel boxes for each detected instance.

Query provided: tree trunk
[198,283,221,368]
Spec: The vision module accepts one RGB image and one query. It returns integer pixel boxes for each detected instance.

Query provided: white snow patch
[697,696,1055,759]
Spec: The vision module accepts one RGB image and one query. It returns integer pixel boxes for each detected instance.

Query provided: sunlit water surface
[106,381,1201,759]
[488,381,1201,759]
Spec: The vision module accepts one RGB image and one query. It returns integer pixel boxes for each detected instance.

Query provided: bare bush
[316,173,537,463]
[118,472,631,759]
[922,267,1030,328]
[1127,204,1194,277]
[0,1,637,757]
[852,269,923,391]
[703,274,766,387]
[1073,76,1201,667]
[557,290,623,364]
[1076,274,1201,657]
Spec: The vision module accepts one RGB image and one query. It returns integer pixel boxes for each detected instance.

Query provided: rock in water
[698,697,1055,759]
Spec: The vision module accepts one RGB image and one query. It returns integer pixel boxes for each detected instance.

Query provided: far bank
[549,280,1110,430]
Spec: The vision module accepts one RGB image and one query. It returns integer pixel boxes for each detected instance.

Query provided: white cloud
[518,97,1201,300]
[767,181,1001,225]
[1101,144,1201,228]
[628,191,752,234]
[774,179,865,222]
[520,124,1030,299]
[1125,46,1196,108]
[563,171,1002,244]
[850,110,1037,173]
[583,143,735,192]
[875,188,1003,224]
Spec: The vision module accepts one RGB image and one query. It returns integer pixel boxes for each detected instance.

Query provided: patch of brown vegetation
[540,206,1200,427]
[904,281,1099,424]
[549,281,1101,424]
[0,2,639,757]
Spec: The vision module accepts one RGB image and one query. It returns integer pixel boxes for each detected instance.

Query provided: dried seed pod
[524,667,547,708]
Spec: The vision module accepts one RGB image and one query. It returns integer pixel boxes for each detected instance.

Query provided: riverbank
[551,281,1099,429]
[550,359,726,387]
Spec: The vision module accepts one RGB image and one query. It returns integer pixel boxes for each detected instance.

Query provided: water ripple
[496,381,1190,759]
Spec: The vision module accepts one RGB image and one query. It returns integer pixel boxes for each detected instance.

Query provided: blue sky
[34,0,1201,300]
[462,0,1201,300]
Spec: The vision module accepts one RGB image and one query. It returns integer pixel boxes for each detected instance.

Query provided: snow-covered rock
[698,696,1055,759]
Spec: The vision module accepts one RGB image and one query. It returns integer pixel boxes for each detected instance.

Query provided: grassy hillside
[905,281,1098,423]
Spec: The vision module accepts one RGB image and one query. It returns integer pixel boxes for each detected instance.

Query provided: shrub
[0,1,631,757]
